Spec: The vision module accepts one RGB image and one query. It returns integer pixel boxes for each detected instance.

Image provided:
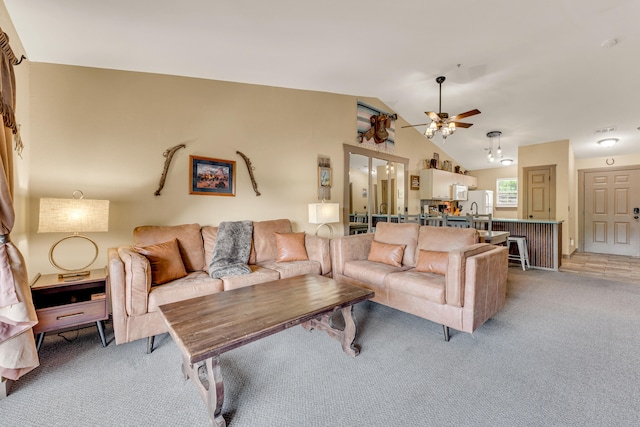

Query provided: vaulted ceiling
[5,0,640,170]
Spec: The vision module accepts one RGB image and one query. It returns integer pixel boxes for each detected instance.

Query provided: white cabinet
[464,175,477,189]
[419,169,477,200]
[420,169,451,200]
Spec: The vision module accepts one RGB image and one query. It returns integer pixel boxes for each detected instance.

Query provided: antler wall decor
[154,143,186,196]
[236,151,261,196]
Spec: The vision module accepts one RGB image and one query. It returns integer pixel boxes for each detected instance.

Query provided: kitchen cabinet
[420,169,451,199]
[419,169,477,200]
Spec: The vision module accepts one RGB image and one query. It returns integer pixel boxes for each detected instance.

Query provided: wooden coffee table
[158,274,374,427]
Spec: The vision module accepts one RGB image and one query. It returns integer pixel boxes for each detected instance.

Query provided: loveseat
[108,219,331,351]
[330,222,508,340]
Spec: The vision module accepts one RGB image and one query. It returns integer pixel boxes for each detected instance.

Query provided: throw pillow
[368,240,406,267]
[415,250,448,275]
[134,238,188,285]
[275,232,309,262]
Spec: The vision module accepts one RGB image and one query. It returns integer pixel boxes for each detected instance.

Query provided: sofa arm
[113,246,152,317]
[304,234,331,276]
[330,233,374,277]
[445,243,502,307]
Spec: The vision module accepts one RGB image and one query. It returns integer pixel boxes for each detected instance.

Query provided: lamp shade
[38,198,110,233]
[308,202,339,224]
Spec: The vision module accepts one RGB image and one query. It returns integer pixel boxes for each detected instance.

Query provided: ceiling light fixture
[402,76,480,142]
[500,159,513,166]
[597,138,618,147]
[486,131,503,163]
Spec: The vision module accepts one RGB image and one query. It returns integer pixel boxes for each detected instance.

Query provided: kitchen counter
[491,219,562,271]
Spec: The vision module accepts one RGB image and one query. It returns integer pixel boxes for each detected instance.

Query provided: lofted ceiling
[5,0,640,170]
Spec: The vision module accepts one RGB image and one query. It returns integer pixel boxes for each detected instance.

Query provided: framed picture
[189,155,236,196]
[318,166,332,188]
[410,175,420,190]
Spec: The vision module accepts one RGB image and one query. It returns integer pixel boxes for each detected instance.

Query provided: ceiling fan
[402,76,480,141]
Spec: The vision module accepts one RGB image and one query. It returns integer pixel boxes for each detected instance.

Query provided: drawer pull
[57,312,84,320]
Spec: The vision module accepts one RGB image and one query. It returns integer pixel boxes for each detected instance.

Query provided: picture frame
[189,155,236,196]
[318,166,332,188]
[410,175,420,190]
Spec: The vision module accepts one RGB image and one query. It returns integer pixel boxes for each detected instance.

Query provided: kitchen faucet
[471,201,478,215]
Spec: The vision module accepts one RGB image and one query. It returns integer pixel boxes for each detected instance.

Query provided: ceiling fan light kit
[403,76,480,142]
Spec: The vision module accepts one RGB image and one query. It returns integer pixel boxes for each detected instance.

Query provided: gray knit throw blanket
[208,221,253,279]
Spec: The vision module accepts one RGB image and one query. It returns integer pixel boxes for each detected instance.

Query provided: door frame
[343,144,409,235]
[522,165,556,220]
[578,164,640,254]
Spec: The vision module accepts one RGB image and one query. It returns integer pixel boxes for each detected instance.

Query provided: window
[496,178,518,207]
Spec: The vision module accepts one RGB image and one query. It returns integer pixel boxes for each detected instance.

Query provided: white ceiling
[5,0,640,170]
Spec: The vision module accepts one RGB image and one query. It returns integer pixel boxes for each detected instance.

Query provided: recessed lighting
[597,138,618,147]
[500,159,513,166]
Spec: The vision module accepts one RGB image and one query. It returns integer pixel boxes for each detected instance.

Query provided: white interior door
[583,168,640,256]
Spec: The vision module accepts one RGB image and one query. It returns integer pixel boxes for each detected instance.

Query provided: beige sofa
[330,222,508,340]
[108,219,331,351]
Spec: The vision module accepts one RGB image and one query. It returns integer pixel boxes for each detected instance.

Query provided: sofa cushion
[134,223,205,272]
[417,226,478,252]
[385,270,446,304]
[253,219,293,263]
[221,265,281,291]
[147,271,224,312]
[275,232,309,262]
[415,250,448,275]
[373,222,420,267]
[368,240,406,267]
[134,239,188,285]
[258,260,321,279]
[343,259,402,291]
[201,226,218,268]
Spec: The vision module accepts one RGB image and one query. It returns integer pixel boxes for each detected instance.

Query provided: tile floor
[559,252,640,284]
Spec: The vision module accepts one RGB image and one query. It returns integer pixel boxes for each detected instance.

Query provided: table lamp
[308,202,340,238]
[38,191,109,278]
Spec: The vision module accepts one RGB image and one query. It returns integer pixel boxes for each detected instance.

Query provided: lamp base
[49,234,99,274]
[57,270,91,280]
[314,223,334,238]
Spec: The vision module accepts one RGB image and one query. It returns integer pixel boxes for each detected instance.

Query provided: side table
[30,268,109,351]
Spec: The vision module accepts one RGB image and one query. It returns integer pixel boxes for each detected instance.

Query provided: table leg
[182,355,225,427]
[96,320,107,347]
[301,305,360,357]
[340,305,360,357]
[36,332,45,352]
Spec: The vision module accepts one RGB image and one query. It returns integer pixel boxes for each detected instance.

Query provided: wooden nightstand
[31,268,109,351]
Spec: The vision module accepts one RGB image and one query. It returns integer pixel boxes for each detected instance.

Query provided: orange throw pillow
[275,232,309,262]
[368,240,406,267]
[134,238,188,285]
[415,250,448,275]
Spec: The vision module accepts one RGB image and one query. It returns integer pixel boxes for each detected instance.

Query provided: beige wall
[467,165,519,219]
[516,140,574,257]
[22,63,455,276]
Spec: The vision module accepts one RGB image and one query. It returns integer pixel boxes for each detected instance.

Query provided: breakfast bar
[491,218,563,271]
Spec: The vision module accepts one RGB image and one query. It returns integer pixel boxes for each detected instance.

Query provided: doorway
[580,166,640,257]
[523,165,555,220]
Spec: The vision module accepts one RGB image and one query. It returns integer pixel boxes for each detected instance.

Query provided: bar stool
[507,236,530,270]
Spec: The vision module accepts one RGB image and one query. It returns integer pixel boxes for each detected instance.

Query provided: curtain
[0,28,39,383]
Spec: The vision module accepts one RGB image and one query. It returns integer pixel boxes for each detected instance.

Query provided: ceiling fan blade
[425,111,441,122]
[401,123,429,128]
[450,109,481,120]
[452,122,473,128]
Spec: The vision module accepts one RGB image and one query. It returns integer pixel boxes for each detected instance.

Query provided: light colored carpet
[4,267,640,426]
